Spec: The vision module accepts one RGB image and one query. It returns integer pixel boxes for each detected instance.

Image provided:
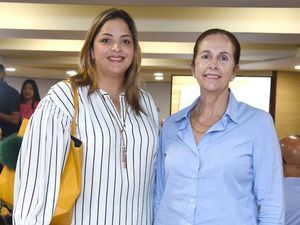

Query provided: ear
[234,64,239,75]
[191,64,196,78]
[231,64,239,80]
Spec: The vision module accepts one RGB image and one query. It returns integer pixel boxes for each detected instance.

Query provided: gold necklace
[192,115,215,127]
[192,108,222,127]
[101,93,128,169]
[190,117,208,134]
[192,114,220,127]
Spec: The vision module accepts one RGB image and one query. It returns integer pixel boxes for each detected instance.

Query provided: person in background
[13,8,159,225]
[154,28,284,225]
[280,134,300,225]
[0,64,20,172]
[0,64,20,138]
[19,79,40,122]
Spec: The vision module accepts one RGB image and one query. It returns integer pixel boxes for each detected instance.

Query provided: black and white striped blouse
[13,81,159,225]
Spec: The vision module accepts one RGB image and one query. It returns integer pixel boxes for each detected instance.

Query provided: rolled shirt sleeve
[253,113,285,225]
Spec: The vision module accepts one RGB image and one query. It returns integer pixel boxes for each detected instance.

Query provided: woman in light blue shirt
[154,28,284,225]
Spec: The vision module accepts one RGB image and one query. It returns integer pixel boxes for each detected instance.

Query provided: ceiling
[1,0,300,82]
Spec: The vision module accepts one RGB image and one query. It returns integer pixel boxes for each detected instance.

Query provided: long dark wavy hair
[20,79,40,109]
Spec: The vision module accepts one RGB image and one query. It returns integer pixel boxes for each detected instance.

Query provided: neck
[97,76,125,99]
[97,75,126,115]
[196,89,229,119]
[24,99,33,104]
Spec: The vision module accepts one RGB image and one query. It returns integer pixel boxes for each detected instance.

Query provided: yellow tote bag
[0,80,82,225]
[51,80,82,224]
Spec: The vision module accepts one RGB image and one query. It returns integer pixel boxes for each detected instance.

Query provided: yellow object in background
[0,81,82,225]
[0,166,14,207]
[17,119,29,137]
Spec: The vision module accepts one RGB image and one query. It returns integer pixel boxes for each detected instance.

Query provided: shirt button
[190,199,195,203]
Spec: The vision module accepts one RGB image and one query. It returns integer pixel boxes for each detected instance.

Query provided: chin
[111,68,129,76]
[109,70,126,77]
[201,84,219,91]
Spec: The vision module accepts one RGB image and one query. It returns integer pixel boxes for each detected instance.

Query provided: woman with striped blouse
[13,8,159,225]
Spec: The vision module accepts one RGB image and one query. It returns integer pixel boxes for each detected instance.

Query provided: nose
[208,57,218,70]
[111,41,121,52]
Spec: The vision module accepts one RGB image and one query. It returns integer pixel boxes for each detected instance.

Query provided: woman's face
[22,83,34,101]
[193,34,239,94]
[92,18,134,80]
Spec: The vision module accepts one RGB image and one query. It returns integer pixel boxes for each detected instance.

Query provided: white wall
[6,77,172,121]
[6,77,61,98]
[143,82,171,121]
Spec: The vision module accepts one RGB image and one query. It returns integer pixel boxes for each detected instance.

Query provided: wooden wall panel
[275,71,300,138]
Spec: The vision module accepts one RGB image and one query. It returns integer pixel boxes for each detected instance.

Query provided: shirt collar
[172,90,240,125]
[224,90,239,124]
[98,88,125,96]
[172,98,199,132]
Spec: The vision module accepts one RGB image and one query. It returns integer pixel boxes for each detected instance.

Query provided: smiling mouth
[108,56,125,62]
[204,73,221,79]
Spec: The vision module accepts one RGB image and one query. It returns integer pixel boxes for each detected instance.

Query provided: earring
[192,73,196,78]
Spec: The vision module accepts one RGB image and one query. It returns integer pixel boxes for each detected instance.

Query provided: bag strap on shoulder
[69,80,79,137]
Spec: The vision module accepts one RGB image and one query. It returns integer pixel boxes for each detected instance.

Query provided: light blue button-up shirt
[154,91,284,225]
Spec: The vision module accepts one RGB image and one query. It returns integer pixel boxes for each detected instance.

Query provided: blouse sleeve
[13,82,75,225]
[253,113,285,225]
[140,89,160,129]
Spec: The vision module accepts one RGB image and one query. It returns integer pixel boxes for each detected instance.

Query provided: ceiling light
[155,76,164,81]
[154,72,164,77]
[294,65,300,70]
[5,67,16,72]
[66,70,77,76]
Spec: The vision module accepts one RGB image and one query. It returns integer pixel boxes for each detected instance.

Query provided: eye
[100,38,110,44]
[201,54,210,60]
[219,54,229,61]
[122,38,132,45]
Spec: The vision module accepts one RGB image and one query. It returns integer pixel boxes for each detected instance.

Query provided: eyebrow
[219,51,231,56]
[199,50,210,54]
[100,33,132,38]
[199,50,231,56]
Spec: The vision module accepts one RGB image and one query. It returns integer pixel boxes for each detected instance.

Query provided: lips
[108,56,125,62]
[204,73,221,79]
